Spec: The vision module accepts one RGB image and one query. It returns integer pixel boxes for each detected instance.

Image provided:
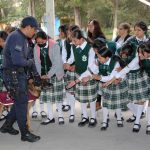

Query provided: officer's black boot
[21,129,41,142]
[0,119,19,135]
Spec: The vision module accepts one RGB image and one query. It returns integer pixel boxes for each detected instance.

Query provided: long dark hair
[134,21,148,34]
[59,24,68,38]
[97,46,112,58]
[71,29,85,40]
[88,19,106,41]
[35,30,48,40]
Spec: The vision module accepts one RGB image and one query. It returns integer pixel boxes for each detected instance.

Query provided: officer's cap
[21,16,39,29]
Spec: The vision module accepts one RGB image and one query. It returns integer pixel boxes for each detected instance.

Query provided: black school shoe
[21,131,40,142]
[132,124,141,133]
[58,117,65,125]
[41,118,55,125]
[101,122,109,131]
[126,115,136,123]
[146,125,150,135]
[88,118,97,128]
[0,120,19,135]
[114,113,124,121]
[117,120,124,127]
[69,115,75,123]
[78,117,89,127]
[140,112,145,119]
[62,105,71,112]
[40,111,47,119]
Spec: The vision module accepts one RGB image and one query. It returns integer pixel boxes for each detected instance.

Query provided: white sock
[147,107,150,130]
[90,101,96,119]
[102,107,109,123]
[116,109,122,120]
[66,92,72,105]
[56,103,63,118]
[81,103,88,119]
[32,102,37,112]
[47,102,54,120]
[143,100,148,113]
[40,102,45,112]
[63,97,68,106]
[134,105,144,128]
[69,94,75,116]
[127,103,137,116]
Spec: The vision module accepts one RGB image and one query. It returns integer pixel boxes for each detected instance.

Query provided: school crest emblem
[82,55,87,62]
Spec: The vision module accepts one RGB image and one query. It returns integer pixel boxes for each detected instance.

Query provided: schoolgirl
[34,30,65,125]
[115,41,149,132]
[92,47,128,130]
[124,21,149,123]
[57,24,72,112]
[67,29,98,127]
[114,22,131,49]
[138,41,150,134]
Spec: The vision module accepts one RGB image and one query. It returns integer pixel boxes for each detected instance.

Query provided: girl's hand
[114,78,122,85]
[115,67,122,72]
[41,75,49,80]
[82,76,90,83]
[102,77,116,88]
[63,63,71,70]
[69,65,75,72]
[92,74,101,80]
[66,80,76,89]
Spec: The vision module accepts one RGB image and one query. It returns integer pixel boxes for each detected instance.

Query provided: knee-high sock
[116,108,122,121]
[40,102,45,112]
[66,92,72,106]
[81,103,88,119]
[127,103,137,116]
[90,101,96,119]
[147,107,150,129]
[143,100,148,113]
[69,94,75,116]
[47,102,54,120]
[134,105,144,126]
[32,102,37,113]
[56,103,63,118]
[102,107,109,123]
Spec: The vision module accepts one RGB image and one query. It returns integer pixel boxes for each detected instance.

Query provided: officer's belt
[4,67,25,74]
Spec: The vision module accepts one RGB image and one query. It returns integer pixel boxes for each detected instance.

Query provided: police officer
[0,16,40,142]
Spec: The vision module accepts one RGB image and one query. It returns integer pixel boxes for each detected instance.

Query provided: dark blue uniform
[2,29,37,135]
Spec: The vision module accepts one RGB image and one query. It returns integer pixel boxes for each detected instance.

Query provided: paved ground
[0,101,150,150]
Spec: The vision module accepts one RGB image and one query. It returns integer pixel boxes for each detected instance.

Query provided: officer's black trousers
[3,72,28,135]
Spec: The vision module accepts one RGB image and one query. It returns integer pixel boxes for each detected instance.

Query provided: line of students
[1,20,150,135]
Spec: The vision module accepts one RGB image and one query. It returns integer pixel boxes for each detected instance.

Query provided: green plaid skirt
[40,76,65,103]
[64,71,77,94]
[75,79,97,103]
[102,80,128,109]
[127,71,149,103]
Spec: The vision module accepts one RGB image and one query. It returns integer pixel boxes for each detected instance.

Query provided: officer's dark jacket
[2,29,32,70]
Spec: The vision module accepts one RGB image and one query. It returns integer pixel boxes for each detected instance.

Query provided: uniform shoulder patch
[15,45,22,51]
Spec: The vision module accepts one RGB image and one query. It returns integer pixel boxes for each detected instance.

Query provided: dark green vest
[40,47,52,75]
[141,59,150,77]
[98,56,117,76]
[73,43,91,75]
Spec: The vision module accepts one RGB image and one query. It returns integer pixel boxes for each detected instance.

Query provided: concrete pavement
[0,101,150,150]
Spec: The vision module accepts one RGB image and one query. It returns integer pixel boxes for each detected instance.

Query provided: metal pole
[45,0,55,39]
